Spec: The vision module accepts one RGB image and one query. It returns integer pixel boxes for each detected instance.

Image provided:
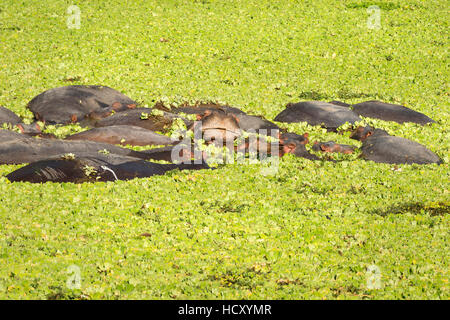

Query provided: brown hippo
[191,110,242,145]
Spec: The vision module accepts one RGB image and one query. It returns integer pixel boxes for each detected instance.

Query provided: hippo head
[312,141,337,152]
[350,126,390,141]
[193,110,241,145]
[279,132,309,146]
[16,122,42,135]
[350,126,374,141]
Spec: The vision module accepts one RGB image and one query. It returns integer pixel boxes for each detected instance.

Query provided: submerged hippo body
[93,108,187,133]
[65,125,176,146]
[27,85,137,124]
[351,100,435,125]
[6,153,210,183]
[351,127,441,164]
[274,101,361,130]
[328,101,351,108]
[157,102,246,116]
[235,113,280,133]
[140,144,202,163]
[0,106,22,126]
[312,141,356,154]
[0,131,155,164]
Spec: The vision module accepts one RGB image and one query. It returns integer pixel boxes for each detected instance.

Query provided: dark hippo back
[0,106,22,126]
[163,102,246,115]
[362,134,442,164]
[0,133,155,165]
[93,108,188,132]
[351,100,435,125]
[274,101,361,130]
[27,85,137,124]
[65,125,176,146]
[6,153,210,183]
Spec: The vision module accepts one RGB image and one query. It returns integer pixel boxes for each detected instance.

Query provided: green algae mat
[0,0,448,299]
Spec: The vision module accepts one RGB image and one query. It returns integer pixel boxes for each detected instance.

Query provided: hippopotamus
[0,130,156,164]
[274,101,362,131]
[350,100,435,125]
[27,85,137,124]
[312,141,356,154]
[350,126,442,164]
[280,141,320,160]
[65,125,177,146]
[81,101,137,125]
[235,113,281,133]
[279,132,309,146]
[0,106,52,137]
[328,101,351,108]
[0,106,22,126]
[93,108,188,133]
[6,153,210,183]
[139,143,204,163]
[155,101,246,116]
[190,110,241,145]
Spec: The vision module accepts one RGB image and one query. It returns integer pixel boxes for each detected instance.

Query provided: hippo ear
[127,104,136,109]
[320,144,332,152]
[197,110,212,120]
[70,114,78,123]
[302,133,309,144]
[283,143,296,154]
[111,102,122,110]
[34,122,41,132]
[16,123,25,133]
[231,114,239,123]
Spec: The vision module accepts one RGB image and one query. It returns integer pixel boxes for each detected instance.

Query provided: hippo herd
[0,85,443,183]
